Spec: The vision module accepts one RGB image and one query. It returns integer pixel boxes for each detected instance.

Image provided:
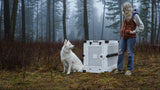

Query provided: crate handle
[106,53,118,58]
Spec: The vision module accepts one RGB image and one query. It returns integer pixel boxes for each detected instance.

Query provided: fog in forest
[1,0,160,44]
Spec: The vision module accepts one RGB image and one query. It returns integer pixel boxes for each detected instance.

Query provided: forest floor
[0,41,160,89]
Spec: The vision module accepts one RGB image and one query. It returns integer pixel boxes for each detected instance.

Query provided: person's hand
[130,31,134,34]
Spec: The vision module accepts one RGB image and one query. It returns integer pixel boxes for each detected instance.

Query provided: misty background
[1,0,160,44]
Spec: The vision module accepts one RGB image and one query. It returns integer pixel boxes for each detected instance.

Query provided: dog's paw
[73,70,76,72]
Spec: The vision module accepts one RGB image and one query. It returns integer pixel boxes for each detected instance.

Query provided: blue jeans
[117,38,136,71]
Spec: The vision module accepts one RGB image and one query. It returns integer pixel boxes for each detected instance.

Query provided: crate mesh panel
[108,56,117,67]
[107,44,118,54]
[88,46,102,66]
[107,43,118,67]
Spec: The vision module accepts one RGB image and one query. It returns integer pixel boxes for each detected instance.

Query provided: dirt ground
[0,42,160,89]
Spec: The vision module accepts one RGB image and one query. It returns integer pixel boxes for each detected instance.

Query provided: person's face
[122,6,125,15]
[122,6,125,13]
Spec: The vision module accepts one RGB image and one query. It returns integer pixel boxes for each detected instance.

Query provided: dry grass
[0,41,160,89]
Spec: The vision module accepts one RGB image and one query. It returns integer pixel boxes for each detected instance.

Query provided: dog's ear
[64,39,67,45]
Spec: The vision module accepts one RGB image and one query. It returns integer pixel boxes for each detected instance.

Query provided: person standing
[114,2,144,76]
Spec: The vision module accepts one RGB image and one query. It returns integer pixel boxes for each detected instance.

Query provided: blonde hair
[123,2,132,21]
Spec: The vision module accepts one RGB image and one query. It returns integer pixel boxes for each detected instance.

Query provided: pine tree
[139,0,151,43]
[105,0,126,36]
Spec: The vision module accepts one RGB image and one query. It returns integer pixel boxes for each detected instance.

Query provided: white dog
[60,39,84,74]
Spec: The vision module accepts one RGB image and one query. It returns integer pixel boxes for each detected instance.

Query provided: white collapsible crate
[83,40,119,73]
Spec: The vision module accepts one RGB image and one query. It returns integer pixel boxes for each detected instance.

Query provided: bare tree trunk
[156,0,160,44]
[21,0,26,42]
[63,0,67,40]
[84,0,89,40]
[153,0,157,44]
[48,0,51,42]
[101,0,106,40]
[4,0,11,40]
[41,0,43,41]
[31,2,34,41]
[0,0,3,40]
[53,0,55,42]
[11,0,18,41]
[46,0,51,42]
[151,0,154,44]
[37,1,39,41]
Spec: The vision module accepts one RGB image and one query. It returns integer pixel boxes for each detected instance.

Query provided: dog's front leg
[67,63,72,74]
[62,63,66,73]
[62,61,67,73]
